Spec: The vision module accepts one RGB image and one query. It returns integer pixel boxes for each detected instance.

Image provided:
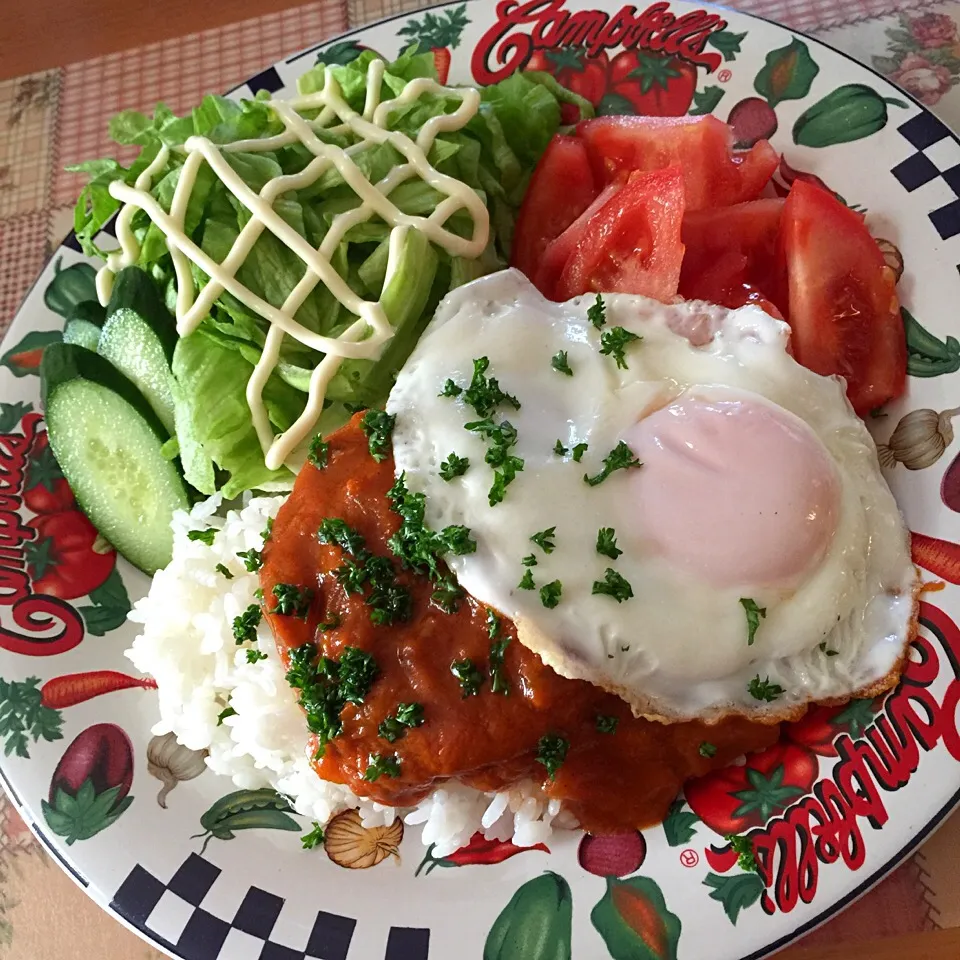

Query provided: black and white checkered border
[110,852,429,960]
[894,111,960,243]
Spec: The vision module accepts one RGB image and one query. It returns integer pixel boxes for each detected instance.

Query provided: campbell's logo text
[750,601,960,914]
[0,413,85,656]
[472,0,727,85]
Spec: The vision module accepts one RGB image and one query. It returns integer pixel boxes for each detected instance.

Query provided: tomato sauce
[261,418,779,833]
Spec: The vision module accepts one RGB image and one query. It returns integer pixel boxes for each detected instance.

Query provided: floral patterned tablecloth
[2,0,960,956]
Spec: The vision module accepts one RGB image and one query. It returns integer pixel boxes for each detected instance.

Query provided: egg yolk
[624,393,841,588]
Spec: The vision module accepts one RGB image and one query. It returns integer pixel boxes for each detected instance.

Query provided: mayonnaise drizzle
[97,58,490,471]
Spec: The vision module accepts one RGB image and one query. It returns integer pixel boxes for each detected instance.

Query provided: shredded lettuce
[70,48,585,498]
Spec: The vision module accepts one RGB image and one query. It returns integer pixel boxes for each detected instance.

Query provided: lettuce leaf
[70,51,571,498]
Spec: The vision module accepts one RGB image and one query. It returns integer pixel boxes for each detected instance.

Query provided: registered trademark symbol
[680,848,699,868]
[718,69,732,83]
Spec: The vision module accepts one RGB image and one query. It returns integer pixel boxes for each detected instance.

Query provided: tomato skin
[577,114,778,211]
[685,742,819,836]
[511,135,598,282]
[23,478,75,516]
[554,165,685,302]
[23,432,76,515]
[534,180,623,298]
[27,511,115,601]
[783,698,882,757]
[679,198,784,311]
[525,49,610,107]
[603,51,697,116]
[779,180,906,415]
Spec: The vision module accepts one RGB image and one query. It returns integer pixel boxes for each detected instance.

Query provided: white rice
[126,495,570,856]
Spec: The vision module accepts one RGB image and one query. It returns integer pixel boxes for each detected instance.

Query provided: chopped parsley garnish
[592,568,634,603]
[540,580,562,608]
[740,598,767,646]
[747,675,784,702]
[584,441,642,487]
[318,518,366,555]
[360,410,396,463]
[343,402,366,415]
[536,734,569,780]
[387,473,477,581]
[301,822,325,849]
[819,642,840,657]
[439,452,470,481]
[285,644,379,755]
[272,583,314,619]
[588,294,606,330]
[596,528,622,560]
[521,554,538,567]
[237,548,263,572]
[599,326,642,370]
[518,569,536,590]
[554,440,588,461]
[188,528,217,545]
[335,557,368,595]
[216,706,237,726]
[530,527,557,554]
[254,587,264,602]
[364,752,401,782]
[215,563,233,579]
[395,702,425,728]
[246,649,268,664]
[465,418,524,506]
[489,460,524,506]
[463,356,520,418]
[233,604,262,644]
[431,576,464,614]
[551,350,573,376]
[699,741,717,758]
[379,702,425,742]
[596,715,618,734]
[262,517,274,541]
[486,609,510,694]
[337,648,380,704]
[322,516,413,626]
[439,379,462,397]
[451,658,484,697]
[317,613,341,632]
[365,561,413,626]
[308,436,329,468]
[490,639,510,695]
[726,833,758,873]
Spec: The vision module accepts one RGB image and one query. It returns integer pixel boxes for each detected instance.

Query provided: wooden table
[1,1,959,958]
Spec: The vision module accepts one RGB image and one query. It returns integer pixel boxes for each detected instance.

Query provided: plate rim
[3,2,959,957]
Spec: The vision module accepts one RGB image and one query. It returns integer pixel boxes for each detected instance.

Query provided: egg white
[386,270,916,720]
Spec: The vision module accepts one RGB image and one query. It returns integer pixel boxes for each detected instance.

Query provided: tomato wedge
[679,198,784,312]
[577,115,778,211]
[533,180,623,298]
[779,180,906,415]
[553,165,685,302]
[510,134,598,281]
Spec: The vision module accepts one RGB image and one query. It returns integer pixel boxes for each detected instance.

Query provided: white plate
[2,2,960,957]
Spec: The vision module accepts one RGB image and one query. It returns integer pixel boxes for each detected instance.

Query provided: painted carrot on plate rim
[40,670,156,709]
[911,531,960,585]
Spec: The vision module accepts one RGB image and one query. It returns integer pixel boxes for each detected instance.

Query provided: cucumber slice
[98,266,178,433]
[63,318,102,352]
[67,300,107,327]
[98,308,176,433]
[106,268,178,355]
[41,343,188,575]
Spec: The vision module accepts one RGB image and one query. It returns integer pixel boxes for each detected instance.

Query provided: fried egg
[386,270,916,721]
